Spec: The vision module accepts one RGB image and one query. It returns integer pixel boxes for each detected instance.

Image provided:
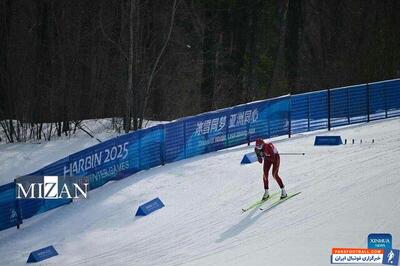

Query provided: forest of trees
[0,0,399,141]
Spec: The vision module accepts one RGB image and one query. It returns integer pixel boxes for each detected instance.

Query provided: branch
[141,0,179,120]
[99,2,128,61]
[72,122,102,143]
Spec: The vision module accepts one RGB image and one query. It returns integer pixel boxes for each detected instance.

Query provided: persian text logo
[331,248,399,265]
[331,248,383,264]
[16,176,89,199]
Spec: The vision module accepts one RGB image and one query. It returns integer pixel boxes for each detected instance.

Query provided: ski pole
[262,152,305,157]
[277,152,305,156]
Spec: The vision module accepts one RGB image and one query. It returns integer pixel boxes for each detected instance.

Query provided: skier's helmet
[255,139,264,151]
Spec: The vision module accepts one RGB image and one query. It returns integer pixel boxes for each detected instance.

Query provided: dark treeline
[1,0,399,132]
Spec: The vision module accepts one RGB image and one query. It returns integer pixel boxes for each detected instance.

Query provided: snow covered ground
[0,118,399,266]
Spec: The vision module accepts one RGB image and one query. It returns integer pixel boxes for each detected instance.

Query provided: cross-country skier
[254,138,287,200]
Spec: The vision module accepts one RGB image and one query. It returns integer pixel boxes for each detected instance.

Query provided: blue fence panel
[139,125,163,170]
[290,94,309,134]
[0,182,19,231]
[330,88,350,127]
[184,114,210,158]
[309,90,328,131]
[290,91,328,134]
[226,104,248,147]
[268,96,290,137]
[369,82,387,120]
[111,131,141,180]
[203,109,230,152]
[384,80,400,117]
[247,100,270,142]
[164,122,185,163]
[68,139,113,190]
[348,85,368,124]
[185,108,230,157]
[115,131,140,179]
[20,197,71,220]
[18,199,43,221]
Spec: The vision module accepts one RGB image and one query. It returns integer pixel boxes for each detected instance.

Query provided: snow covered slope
[0,118,399,266]
[0,119,167,186]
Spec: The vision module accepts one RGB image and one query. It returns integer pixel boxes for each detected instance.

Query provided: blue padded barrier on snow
[314,136,343,146]
[136,198,165,216]
[27,245,58,263]
[240,152,259,164]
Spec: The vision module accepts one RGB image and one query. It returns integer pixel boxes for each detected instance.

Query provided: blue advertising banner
[0,182,19,230]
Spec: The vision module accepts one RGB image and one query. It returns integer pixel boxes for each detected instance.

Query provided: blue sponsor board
[27,245,58,263]
[369,233,392,249]
[136,198,165,216]
[240,152,259,164]
[314,136,343,146]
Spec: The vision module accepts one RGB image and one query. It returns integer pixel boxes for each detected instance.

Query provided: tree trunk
[125,0,135,133]
[57,121,62,137]
[9,120,14,143]
[270,0,289,97]
[200,10,216,112]
[246,1,261,101]
[285,0,303,92]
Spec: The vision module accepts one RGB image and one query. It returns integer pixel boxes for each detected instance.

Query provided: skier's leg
[263,160,272,190]
[262,161,272,200]
[272,156,287,198]
[272,156,284,188]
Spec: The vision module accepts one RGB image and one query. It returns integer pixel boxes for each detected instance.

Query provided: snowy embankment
[0,119,166,186]
[0,118,399,266]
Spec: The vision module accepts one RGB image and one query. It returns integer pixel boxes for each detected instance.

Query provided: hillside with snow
[0,118,399,266]
[0,119,166,186]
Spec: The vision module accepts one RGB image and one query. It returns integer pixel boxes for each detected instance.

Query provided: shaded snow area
[0,118,399,266]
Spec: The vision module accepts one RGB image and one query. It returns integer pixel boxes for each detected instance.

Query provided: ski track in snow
[0,118,399,266]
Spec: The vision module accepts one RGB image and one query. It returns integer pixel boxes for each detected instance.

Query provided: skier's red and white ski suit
[256,141,285,190]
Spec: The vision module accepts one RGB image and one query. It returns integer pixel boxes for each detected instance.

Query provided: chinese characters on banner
[194,109,259,136]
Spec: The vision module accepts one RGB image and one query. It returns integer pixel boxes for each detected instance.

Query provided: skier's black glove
[255,149,263,163]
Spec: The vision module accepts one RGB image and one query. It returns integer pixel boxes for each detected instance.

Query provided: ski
[259,192,301,211]
[241,192,280,213]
